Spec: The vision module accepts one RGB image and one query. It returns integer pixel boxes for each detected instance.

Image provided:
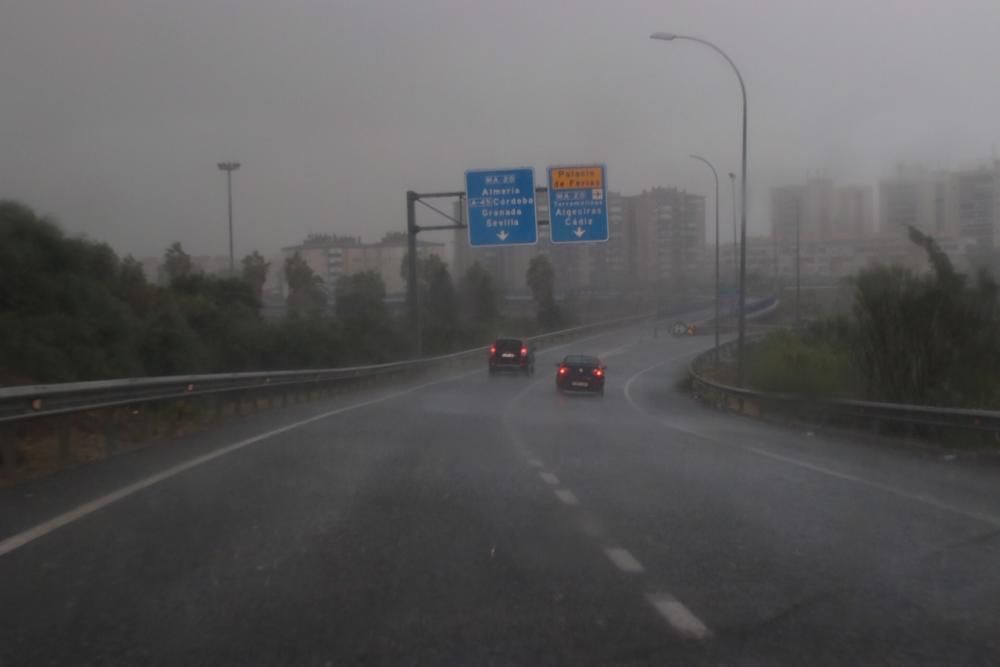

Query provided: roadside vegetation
[0,201,574,385]
[743,226,1000,409]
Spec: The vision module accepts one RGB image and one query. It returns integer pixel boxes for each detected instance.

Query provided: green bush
[745,331,852,398]
[744,227,1000,410]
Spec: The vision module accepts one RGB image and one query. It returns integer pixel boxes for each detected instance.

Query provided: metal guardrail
[0,312,656,424]
[689,337,1000,439]
[659,295,781,337]
[0,313,655,474]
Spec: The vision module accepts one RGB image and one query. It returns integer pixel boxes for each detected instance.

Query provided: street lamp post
[651,32,749,385]
[795,199,802,329]
[729,172,738,289]
[690,154,720,363]
[218,162,241,274]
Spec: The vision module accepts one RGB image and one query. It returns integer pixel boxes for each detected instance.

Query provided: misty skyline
[2,0,998,259]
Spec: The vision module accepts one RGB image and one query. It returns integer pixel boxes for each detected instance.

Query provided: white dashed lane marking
[553,489,579,506]
[505,331,715,642]
[604,547,645,574]
[645,593,712,639]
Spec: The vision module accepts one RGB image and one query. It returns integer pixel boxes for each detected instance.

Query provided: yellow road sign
[549,166,603,190]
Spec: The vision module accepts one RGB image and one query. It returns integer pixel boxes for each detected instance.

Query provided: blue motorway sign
[547,164,609,244]
[465,168,538,247]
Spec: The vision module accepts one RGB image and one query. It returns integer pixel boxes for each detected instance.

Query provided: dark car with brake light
[488,337,535,376]
[555,354,606,395]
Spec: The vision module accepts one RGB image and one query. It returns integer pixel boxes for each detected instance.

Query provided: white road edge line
[622,351,693,408]
[604,547,645,573]
[539,472,559,486]
[742,444,1000,529]
[645,592,712,639]
[0,368,482,558]
[554,489,579,506]
[3,323,645,559]
[622,356,1000,530]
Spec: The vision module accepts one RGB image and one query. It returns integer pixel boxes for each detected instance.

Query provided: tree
[0,200,473,383]
[526,254,555,303]
[847,225,1000,407]
[334,271,399,362]
[419,255,459,353]
[162,242,193,283]
[458,261,501,342]
[335,270,387,322]
[0,201,146,381]
[284,252,326,313]
[241,250,271,303]
[117,255,151,314]
[136,290,212,375]
[526,254,561,329]
[167,270,268,371]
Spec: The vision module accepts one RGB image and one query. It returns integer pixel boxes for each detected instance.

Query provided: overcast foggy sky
[2,0,999,260]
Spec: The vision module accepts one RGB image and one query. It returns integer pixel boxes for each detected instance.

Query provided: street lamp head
[218,162,241,171]
[650,32,678,41]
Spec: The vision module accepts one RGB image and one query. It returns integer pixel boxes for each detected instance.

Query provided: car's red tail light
[520,346,528,357]
[489,345,496,356]
[558,367,567,375]
[593,368,604,377]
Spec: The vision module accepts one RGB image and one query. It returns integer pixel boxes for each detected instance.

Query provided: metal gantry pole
[227,171,234,273]
[406,191,421,358]
[691,155,720,363]
[403,188,468,359]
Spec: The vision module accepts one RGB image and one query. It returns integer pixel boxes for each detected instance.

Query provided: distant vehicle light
[520,346,528,356]
[593,368,604,377]
[558,367,568,375]
[490,345,496,355]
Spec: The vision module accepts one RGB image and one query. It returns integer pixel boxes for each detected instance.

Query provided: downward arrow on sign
[497,230,509,241]
[573,227,586,238]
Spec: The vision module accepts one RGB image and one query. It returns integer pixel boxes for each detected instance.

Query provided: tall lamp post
[218,162,241,274]
[651,32,749,385]
[729,172,738,287]
[795,198,802,329]
[690,154,720,362]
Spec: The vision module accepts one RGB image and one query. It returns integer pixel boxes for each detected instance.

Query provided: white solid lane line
[554,489,579,506]
[622,351,695,408]
[622,356,1000,530]
[604,547,645,574]
[0,369,482,558]
[743,444,1000,529]
[539,471,559,486]
[645,593,712,639]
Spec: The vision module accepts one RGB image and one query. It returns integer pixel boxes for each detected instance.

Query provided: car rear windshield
[564,355,599,365]
[495,339,524,352]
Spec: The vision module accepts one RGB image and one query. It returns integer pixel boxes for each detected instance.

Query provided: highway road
[2,324,1000,665]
